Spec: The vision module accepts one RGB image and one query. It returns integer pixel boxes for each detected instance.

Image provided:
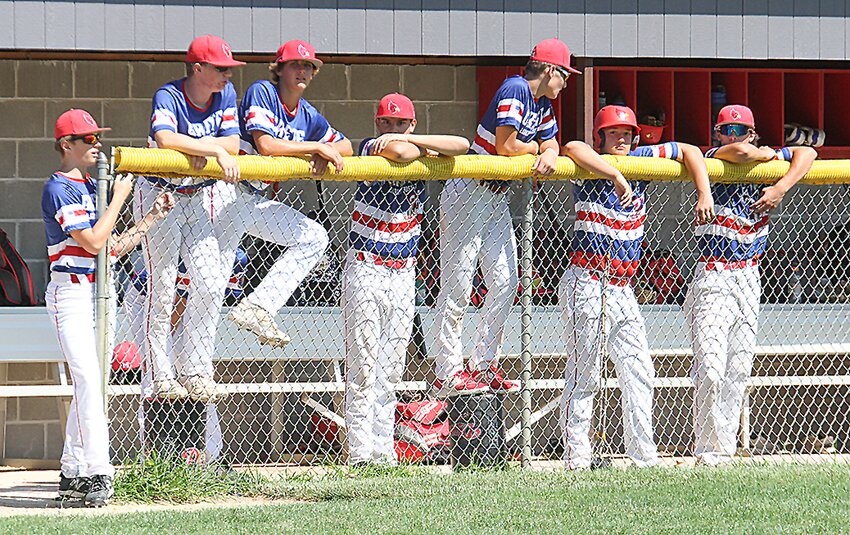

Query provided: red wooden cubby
[477,66,847,158]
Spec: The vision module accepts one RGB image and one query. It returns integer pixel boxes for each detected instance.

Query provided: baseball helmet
[593,105,641,150]
[112,341,141,372]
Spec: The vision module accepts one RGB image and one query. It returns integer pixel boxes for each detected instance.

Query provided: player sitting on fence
[558,105,715,469]
[44,109,174,506]
[343,93,469,467]
[684,104,816,466]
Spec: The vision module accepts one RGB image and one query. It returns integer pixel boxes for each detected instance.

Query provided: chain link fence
[104,162,850,470]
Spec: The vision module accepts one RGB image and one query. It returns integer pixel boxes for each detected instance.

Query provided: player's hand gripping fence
[105,148,850,470]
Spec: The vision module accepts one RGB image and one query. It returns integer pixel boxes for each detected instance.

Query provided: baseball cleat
[83,474,114,508]
[153,378,190,400]
[471,365,520,394]
[184,375,224,402]
[227,300,291,348]
[432,370,489,398]
[57,474,91,501]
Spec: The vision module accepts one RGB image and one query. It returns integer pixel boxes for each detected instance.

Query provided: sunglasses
[70,133,101,145]
[717,124,751,137]
[205,64,232,73]
[555,66,571,80]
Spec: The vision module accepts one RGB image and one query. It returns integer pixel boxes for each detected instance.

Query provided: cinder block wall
[0,58,479,464]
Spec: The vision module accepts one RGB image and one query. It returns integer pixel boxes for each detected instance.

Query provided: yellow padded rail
[113,147,850,185]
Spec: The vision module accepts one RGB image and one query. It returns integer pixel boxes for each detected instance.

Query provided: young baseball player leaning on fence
[343,93,470,467]
[557,105,715,470]
[685,105,816,467]
[226,39,350,349]
[432,38,583,398]
[44,109,175,506]
[138,35,243,403]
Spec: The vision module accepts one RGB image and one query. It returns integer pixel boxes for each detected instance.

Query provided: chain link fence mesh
[105,165,850,470]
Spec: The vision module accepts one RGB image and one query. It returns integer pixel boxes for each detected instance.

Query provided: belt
[699,256,759,271]
[570,256,632,287]
[354,251,415,270]
[51,272,95,284]
[145,176,213,195]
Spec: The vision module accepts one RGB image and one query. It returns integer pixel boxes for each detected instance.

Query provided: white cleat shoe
[227,300,291,348]
[183,375,224,403]
[153,378,189,400]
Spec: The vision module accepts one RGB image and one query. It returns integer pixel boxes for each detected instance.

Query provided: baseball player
[45,109,173,506]
[432,38,578,397]
[225,39,349,347]
[558,105,715,469]
[344,93,470,466]
[685,105,816,466]
[123,247,247,461]
[136,34,244,402]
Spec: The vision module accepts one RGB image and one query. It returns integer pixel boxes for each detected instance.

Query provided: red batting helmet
[112,341,141,372]
[593,105,641,150]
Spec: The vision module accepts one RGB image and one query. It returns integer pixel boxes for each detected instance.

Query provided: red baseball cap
[530,38,581,74]
[376,93,416,120]
[716,105,755,128]
[275,40,323,69]
[112,341,141,372]
[186,34,245,67]
[54,109,111,140]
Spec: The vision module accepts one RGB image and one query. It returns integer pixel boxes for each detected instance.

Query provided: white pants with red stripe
[557,267,658,469]
[46,279,115,479]
[433,179,518,380]
[684,263,760,465]
[342,252,415,465]
[135,179,235,381]
[123,281,222,460]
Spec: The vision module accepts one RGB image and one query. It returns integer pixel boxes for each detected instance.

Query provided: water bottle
[598,91,607,110]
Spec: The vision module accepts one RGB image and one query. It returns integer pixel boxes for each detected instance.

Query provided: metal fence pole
[520,177,534,467]
[95,152,111,414]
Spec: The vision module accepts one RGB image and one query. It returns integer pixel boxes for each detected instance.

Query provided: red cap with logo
[376,93,416,120]
[112,341,141,372]
[530,38,581,74]
[186,34,246,67]
[54,109,111,140]
[716,105,755,128]
[275,40,323,69]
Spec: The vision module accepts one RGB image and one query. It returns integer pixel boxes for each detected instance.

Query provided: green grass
[6,464,850,534]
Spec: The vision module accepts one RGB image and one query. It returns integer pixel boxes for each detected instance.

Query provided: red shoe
[471,365,520,394]
[432,370,489,398]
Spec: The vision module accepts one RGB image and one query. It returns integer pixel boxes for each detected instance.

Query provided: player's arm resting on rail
[678,143,715,224]
[252,131,352,172]
[373,134,470,162]
[495,125,539,156]
[68,174,134,255]
[153,130,241,182]
[560,140,634,208]
[110,189,176,257]
[751,146,817,214]
[707,141,778,164]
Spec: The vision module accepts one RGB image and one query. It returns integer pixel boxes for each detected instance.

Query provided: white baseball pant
[684,263,760,465]
[134,179,235,380]
[123,276,223,460]
[342,252,415,465]
[433,179,518,379]
[46,277,116,479]
[558,267,658,469]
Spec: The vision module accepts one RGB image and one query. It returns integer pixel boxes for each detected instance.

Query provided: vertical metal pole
[520,177,534,467]
[95,152,111,414]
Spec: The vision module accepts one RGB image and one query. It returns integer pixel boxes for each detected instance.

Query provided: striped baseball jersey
[697,146,792,262]
[570,142,684,280]
[148,79,240,188]
[347,138,425,260]
[238,80,345,191]
[42,172,97,275]
[471,75,558,156]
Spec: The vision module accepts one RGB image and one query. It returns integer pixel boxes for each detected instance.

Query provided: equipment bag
[0,227,38,306]
[394,399,451,464]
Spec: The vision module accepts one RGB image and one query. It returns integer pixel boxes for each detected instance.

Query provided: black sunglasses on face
[70,134,101,145]
[204,64,232,73]
[555,67,571,80]
[717,124,751,137]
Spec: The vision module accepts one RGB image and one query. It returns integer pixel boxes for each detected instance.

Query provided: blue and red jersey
[148,79,240,188]
[347,138,425,261]
[41,172,98,276]
[470,75,558,156]
[696,146,792,262]
[570,142,684,280]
